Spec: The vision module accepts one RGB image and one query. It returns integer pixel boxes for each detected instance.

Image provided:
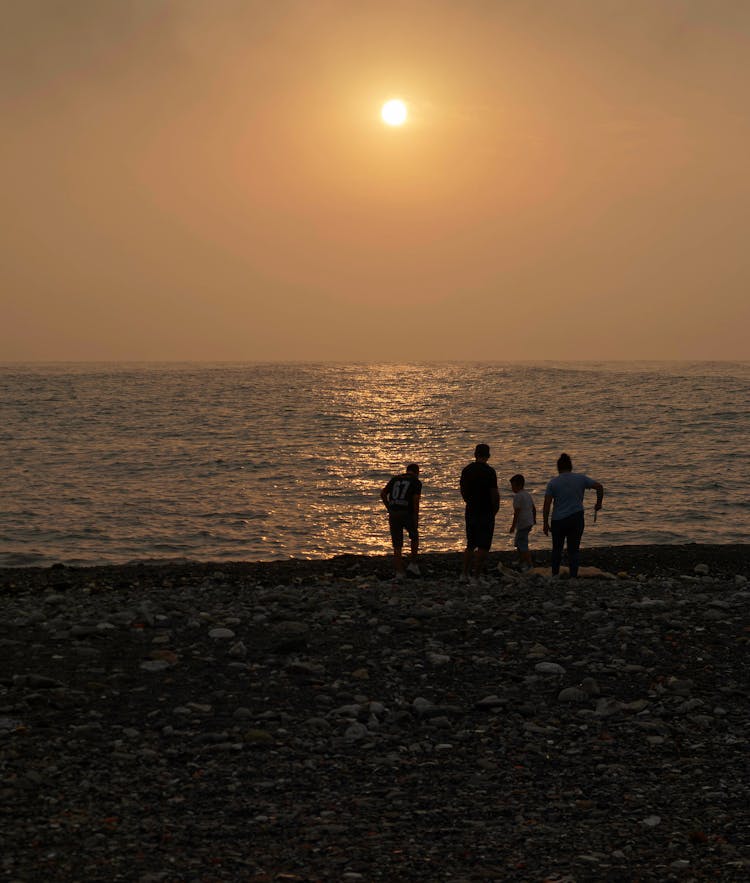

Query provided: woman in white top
[542,453,604,578]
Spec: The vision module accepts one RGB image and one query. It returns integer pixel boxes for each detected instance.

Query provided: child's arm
[509,502,519,533]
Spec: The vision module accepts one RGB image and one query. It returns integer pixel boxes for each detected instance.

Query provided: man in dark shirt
[381,463,422,579]
[460,444,500,584]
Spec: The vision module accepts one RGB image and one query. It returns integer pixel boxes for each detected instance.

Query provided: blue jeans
[551,511,585,577]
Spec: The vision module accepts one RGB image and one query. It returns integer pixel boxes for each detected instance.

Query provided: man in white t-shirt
[508,473,536,571]
[542,453,604,578]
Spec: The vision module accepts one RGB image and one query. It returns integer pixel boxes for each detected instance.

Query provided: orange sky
[2,0,749,361]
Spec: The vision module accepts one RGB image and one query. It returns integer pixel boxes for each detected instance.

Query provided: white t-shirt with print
[513,489,535,530]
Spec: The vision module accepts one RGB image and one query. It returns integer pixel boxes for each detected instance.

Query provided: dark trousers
[551,511,585,577]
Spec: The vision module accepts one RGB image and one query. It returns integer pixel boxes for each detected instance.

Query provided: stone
[426,652,451,666]
[535,662,566,675]
[208,628,235,639]
[344,722,369,741]
[412,697,433,713]
[558,687,589,703]
[139,660,169,672]
[228,640,247,657]
[1,547,748,881]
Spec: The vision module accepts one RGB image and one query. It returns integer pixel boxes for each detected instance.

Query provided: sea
[1,362,748,567]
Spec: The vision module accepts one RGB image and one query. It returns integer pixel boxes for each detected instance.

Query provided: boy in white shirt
[509,474,536,571]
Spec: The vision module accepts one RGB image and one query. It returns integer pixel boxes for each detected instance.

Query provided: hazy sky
[2,0,749,360]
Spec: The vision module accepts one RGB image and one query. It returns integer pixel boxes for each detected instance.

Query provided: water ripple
[1,361,748,565]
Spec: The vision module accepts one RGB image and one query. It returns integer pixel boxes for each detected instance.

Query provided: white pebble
[209,628,235,639]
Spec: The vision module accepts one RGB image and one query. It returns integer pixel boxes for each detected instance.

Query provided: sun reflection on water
[2,361,748,564]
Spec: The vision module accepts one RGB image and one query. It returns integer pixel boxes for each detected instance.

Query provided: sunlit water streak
[1,362,748,566]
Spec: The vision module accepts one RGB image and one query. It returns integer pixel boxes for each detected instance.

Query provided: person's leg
[473,547,488,578]
[462,547,473,579]
[566,512,585,577]
[409,519,419,562]
[551,520,565,575]
[516,528,531,569]
[393,546,405,574]
[473,517,495,578]
[462,514,475,578]
[389,516,405,576]
[406,520,420,574]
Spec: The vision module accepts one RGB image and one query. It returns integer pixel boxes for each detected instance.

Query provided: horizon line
[1,358,749,367]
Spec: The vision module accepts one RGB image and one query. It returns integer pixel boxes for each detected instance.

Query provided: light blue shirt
[545,472,598,521]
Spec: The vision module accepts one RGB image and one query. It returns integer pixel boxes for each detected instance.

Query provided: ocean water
[1,362,748,567]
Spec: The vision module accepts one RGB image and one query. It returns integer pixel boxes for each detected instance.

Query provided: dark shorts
[465,511,495,551]
[389,510,418,548]
[514,526,531,552]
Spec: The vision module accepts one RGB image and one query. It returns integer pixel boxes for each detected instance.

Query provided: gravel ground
[1,544,749,882]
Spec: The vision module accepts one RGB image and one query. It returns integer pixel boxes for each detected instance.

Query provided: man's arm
[591,481,604,511]
[543,494,552,535]
[460,475,468,503]
[532,501,537,524]
[380,484,390,510]
[491,486,500,515]
[412,494,420,523]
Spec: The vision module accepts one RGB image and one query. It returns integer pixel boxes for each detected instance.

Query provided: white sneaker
[406,562,421,576]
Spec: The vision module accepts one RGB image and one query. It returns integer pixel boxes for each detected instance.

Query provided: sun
[381,99,408,127]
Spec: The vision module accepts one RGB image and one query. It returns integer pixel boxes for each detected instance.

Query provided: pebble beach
[1,544,749,882]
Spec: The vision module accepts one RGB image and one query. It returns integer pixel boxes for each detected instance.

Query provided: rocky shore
[1,544,749,882]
